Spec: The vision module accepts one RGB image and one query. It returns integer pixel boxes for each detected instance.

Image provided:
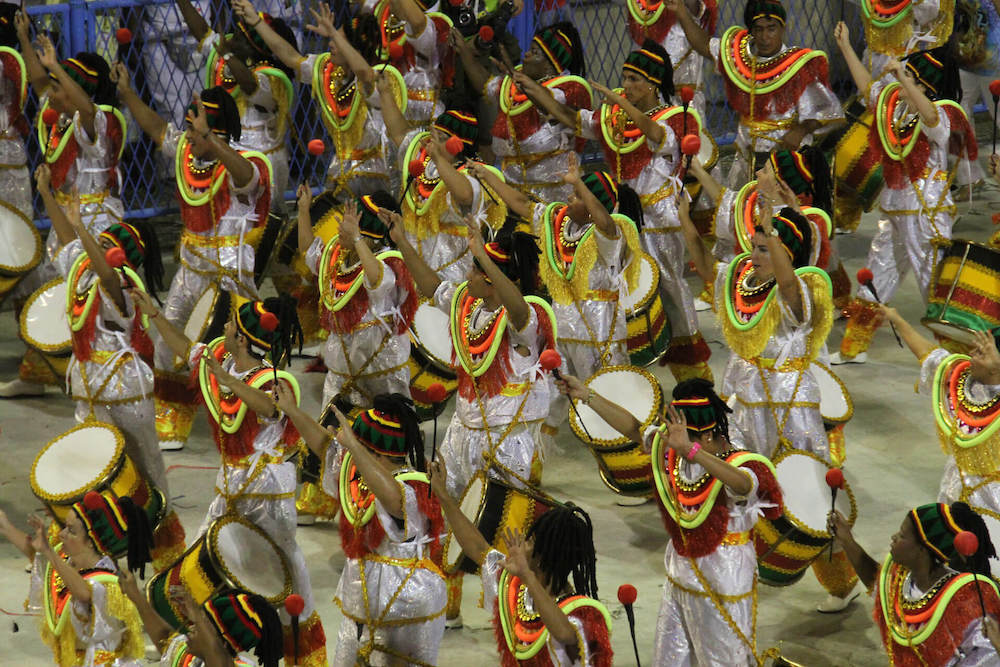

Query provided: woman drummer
[132,289,328,666]
[277,389,447,666]
[0,5,32,254]
[429,457,612,666]
[292,190,417,522]
[830,502,1000,665]
[558,375,782,665]
[0,490,152,666]
[680,194,863,612]
[1,26,124,397]
[525,39,712,384]
[39,169,186,571]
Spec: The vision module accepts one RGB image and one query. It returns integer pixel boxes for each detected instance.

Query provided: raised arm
[828,510,878,590]
[429,459,491,565]
[65,190,128,313]
[688,158,722,205]
[296,184,317,253]
[15,11,47,94]
[331,406,404,517]
[513,71,577,129]
[37,34,97,137]
[390,0,427,36]
[591,81,664,147]
[881,305,935,362]
[377,70,410,147]
[202,353,279,418]
[449,28,491,95]
[340,200,384,286]
[112,63,167,146]
[556,373,643,444]
[190,94,255,188]
[663,406,751,495]
[834,22,872,97]
[132,289,195,362]
[322,9,376,90]
[232,0,303,71]
[35,165,75,247]
[758,198,803,321]
[566,165,617,238]
[215,37,258,96]
[466,218,531,329]
[385,210,442,298]
[664,0,711,59]
[274,383,332,458]
[502,529,579,647]
[119,569,174,651]
[0,509,36,562]
[887,59,939,127]
[466,161,532,218]
[428,134,473,207]
[29,515,93,604]
[678,194,715,284]
[176,0,210,44]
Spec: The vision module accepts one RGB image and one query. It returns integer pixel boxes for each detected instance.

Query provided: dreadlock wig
[202,592,283,667]
[527,503,599,599]
[904,46,961,103]
[71,490,153,576]
[671,378,733,442]
[479,217,541,292]
[100,220,165,297]
[909,502,997,576]
[59,52,116,107]
[352,393,425,471]
[532,21,586,76]
[755,207,813,269]
[768,145,832,215]
[617,183,644,230]
[190,86,242,143]
[236,12,298,77]
[623,40,674,102]
[233,293,303,365]
[344,13,381,64]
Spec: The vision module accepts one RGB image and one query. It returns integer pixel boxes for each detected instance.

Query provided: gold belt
[408,88,438,101]
[753,356,810,372]
[55,189,108,205]
[581,289,619,302]
[181,230,241,248]
[367,553,443,576]
[917,167,949,181]
[721,531,750,546]
[639,181,675,207]
[501,149,565,171]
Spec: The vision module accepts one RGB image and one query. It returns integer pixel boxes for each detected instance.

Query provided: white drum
[211,517,291,601]
[774,451,856,533]
[622,254,657,314]
[812,362,853,429]
[184,284,223,344]
[0,205,41,276]
[19,278,71,356]
[410,302,454,371]
[570,366,662,447]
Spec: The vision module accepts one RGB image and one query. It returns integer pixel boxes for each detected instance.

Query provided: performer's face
[60,511,96,561]
[522,42,555,80]
[750,232,774,280]
[750,17,784,58]
[565,194,588,222]
[889,517,926,570]
[46,79,71,115]
[620,70,655,107]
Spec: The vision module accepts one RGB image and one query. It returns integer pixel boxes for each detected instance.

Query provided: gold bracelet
[585,388,596,405]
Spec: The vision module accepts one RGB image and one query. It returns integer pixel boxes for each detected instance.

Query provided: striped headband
[910,503,964,562]
[671,397,718,432]
[59,58,99,97]
[432,109,479,146]
[72,490,130,558]
[623,48,666,86]
[353,408,408,456]
[769,150,813,197]
[533,26,574,73]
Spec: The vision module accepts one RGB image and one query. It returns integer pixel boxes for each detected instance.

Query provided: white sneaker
[158,440,185,452]
[445,615,463,629]
[0,378,45,398]
[817,589,859,613]
[694,298,712,312]
[829,352,867,366]
[297,513,317,526]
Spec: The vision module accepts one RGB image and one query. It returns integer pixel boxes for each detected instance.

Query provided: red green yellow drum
[923,240,1000,347]
[622,254,671,366]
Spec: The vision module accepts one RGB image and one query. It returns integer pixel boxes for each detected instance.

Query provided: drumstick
[825,469,844,562]
[990,81,1000,154]
[539,350,592,440]
[857,268,903,347]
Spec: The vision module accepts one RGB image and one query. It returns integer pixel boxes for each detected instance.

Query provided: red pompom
[307,139,325,156]
[679,86,695,104]
[259,311,279,332]
[408,158,424,178]
[104,246,127,269]
[83,491,105,511]
[284,594,305,617]
[42,108,59,126]
[539,348,562,371]
[427,382,448,404]
[115,27,132,45]
[478,25,495,43]
[444,135,464,156]
[824,468,844,490]
[681,134,701,157]
[856,267,875,286]
[388,42,404,61]
[990,79,1000,99]
[617,584,638,605]
[449,0,463,6]
[955,530,979,557]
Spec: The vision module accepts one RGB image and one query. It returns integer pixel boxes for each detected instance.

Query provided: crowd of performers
[3,0,1000,664]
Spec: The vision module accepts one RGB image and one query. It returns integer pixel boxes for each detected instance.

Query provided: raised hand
[273,381,297,414]
[554,373,588,401]
[500,528,531,579]
[231,0,259,27]
[129,288,159,316]
[37,33,57,70]
[826,509,852,545]
[663,403,693,456]
[14,9,29,41]
[428,458,450,498]
[27,514,49,556]
[110,62,132,96]
[189,93,210,139]
[306,3,337,38]
[34,163,51,192]
[296,183,312,211]
[834,21,850,54]
[339,199,361,247]
[117,568,142,602]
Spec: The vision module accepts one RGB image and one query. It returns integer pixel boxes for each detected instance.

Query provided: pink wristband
[686,442,702,461]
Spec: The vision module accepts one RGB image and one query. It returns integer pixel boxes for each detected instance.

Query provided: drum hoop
[569,365,663,448]
[699,129,719,172]
[624,255,660,316]
[590,447,654,498]
[338,450,378,526]
[410,301,455,371]
[206,514,293,604]
[920,318,983,343]
[30,421,126,505]
[444,473,487,572]
[190,285,221,344]
[19,277,72,354]
[0,199,42,275]
[814,362,854,424]
[770,448,858,537]
[144,530,209,624]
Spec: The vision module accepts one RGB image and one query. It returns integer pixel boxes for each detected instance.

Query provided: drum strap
[332,327,395,403]
[470,374,540,490]
[756,361,808,458]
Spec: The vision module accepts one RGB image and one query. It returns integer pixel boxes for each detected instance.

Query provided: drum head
[31,423,124,504]
[923,320,980,348]
[774,451,856,533]
[210,517,291,603]
[0,206,41,276]
[571,366,662,447]
[410,303,454,369]
[811,363,852,425]
[184,285,221,343]
[445,476,485,570]
[622,255,658,314]
[698,125,719,171]
[20,279,71,354]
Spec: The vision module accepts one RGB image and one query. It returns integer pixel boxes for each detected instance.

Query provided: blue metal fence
[22,0,866,226]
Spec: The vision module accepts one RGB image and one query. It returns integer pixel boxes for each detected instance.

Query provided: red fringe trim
[829,262,851,304]
[386,256,418,335]
[321,284,369,335]
[722,52,829,117]
[154,371,199,405]
[208,411,259,461]
[872,127,931,190]
[412,479,444,562]
[71,297,99,363]
[105,110,123,191]
[946,104,978,162]
[0,52,24,136]
[742,460,782,519]
[492,105,542,143]
[338,479,439,559]
[180,181,231,233]
[876,578,1000,666]
[282,611,326,663]
[248,155,271,227]
[47,129,78,192]
[663,336,711,364]
[130,315,154,366]
[658,493,730,558]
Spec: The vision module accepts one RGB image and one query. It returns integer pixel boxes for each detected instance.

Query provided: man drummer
[667,0,843,186]
[114,64,272,451]
[386,209,557,627]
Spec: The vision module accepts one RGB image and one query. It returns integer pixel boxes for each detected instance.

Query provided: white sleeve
[919,347,951,395]
[432,280,458,315]
[480,549,506,612]
[73,106,110,158]
[160,123,184,161]
[298,53,319,84]
[577,108,597,140]
[305,237,325,276]
[53,239,84,278]
[247,71,277,110]
[922,104,951,148]
[375,480,427,542]
[228,155,263,196]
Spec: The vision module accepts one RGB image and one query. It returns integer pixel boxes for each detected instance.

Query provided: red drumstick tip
[539,349,562,371]
[83,490,105,510]
[825,468,844,490]
[426,382,448,404]
[284,594,305,617]
[681,134,701,157]
[990,80,1000,99]
[42,108,59,126]
[679,86,695,105]
[856,267,874,285]
[617,584,638,605]
[104,247,127,269]
[478,25,495,43]
[115,28,133,45]
[259,311,279,333]
[307,139,325,156]
[408,158,424,178]
[955,531,980,558]
[444,135,464,156]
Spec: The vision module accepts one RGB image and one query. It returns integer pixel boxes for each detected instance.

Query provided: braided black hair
[617,183,644,231]
[245,594,283,667]
[491,216,541,292]
[527,503,599,599]
[538,21,586,77]
[74,52,117,107]
[199,85,242,143]
[671,377,733,442]
[345,13,381,65]
[131,220,164,301]
[948,502,997,577]
[800,145,832,217]
[372,393,426,471]
[261,292,303,367]
[117,496,153,578]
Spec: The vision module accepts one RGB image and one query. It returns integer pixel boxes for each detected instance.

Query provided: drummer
[276,390,447,665]
[832,30,976,365]
[525,39,713,383]
[829,502,1000,665]
[568,376,774,665]
[113,68,272,452]
[39,174,185,571]
[0,490,153,666]
[666,0,842,186]
[387,211,556,627]
[292,189,417,523]
[131,289,328,666]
